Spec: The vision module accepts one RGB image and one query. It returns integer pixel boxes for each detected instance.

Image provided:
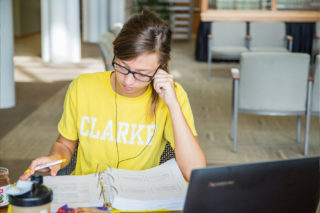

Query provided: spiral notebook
[44,159,187,212]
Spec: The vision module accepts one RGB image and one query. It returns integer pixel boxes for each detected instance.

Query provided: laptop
[183,157,320,213]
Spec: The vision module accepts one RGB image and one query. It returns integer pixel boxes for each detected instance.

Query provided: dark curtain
[195,21,315,61]
[195,22,211,62]
[286,22,315,55]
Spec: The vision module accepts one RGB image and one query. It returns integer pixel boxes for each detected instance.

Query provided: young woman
[20,10,206,181]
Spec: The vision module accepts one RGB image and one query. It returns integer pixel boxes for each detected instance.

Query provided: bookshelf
[171,0,195,40]
[134,0,195,40]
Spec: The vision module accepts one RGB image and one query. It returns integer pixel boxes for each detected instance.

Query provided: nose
[123,72,135,85]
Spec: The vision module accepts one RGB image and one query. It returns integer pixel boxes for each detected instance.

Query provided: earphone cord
[115,74,120,168]
[114,72,157,168]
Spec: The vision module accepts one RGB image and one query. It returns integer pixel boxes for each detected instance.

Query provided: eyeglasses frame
[112,57,161,82]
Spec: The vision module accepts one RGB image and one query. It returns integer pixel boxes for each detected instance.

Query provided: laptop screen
[184,157,320,213]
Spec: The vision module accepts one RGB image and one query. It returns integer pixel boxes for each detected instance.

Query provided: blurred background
[0,0,319,182]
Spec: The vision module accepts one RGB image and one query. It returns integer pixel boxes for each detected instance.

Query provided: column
[108,0,125,31]
[82,0,125,43]
[41,0,81,63]
[82,0,108,43]
[0,0,15,109]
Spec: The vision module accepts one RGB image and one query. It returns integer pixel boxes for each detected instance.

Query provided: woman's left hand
[153,69,178,107]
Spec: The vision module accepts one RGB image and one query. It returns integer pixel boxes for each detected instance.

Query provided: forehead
[120,53,159,70]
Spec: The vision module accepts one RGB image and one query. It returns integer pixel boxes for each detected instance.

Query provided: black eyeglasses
[112,58,161,82]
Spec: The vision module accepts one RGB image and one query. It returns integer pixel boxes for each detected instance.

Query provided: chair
[312,22,320,64]
[110,23,123,36]
[98,32,116,70]
[207,22,249,79]
[97,24,123,71]
[57,142,175,175]
[248,22,293,52]
[311,56,320,115]
[305,55,320,155]
[231,52,311,154]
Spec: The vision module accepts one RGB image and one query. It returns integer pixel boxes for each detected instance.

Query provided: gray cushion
[209,22,248,60]
[98,32,116,67]
[239,52,310,112]
[110,23,123,36]
[212,47,248,60]
[98,24,123,69]
[212,22,247,47]
[312,55,320,114]
[251,47,288,52]
[316,22,320,52]
[250,22,287,50]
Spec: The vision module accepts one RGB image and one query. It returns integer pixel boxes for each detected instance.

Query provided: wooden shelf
[201,10,320,22]
[171,0,194,40]
[200,0,320,23]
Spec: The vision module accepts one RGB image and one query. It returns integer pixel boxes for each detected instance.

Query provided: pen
[25,158,66,173]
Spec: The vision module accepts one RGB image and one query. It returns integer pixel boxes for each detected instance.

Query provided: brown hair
[113,9,172,118]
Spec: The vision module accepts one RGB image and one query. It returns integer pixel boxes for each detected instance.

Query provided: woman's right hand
[19,155,62,180]
[19,135,77,180]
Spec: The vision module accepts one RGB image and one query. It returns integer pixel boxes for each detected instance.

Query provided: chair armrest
[246,35,252,40]
[308,75,314,82]
[286,35,294,41]
[314,35,320,40]
[208,34,213,39]
[286,35,294,52]
[231,68,240,80]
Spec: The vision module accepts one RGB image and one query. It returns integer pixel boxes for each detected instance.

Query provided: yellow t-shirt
[58,71,197,175]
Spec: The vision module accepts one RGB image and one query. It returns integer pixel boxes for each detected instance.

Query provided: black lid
[9,175,53,207]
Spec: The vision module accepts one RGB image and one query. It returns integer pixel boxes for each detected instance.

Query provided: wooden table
[201,10,320,22]
[0,206,181,213]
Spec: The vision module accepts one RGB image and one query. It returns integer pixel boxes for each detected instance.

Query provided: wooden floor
[0,34,319,183]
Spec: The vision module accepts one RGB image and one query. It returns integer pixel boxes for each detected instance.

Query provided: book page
[42,159,187,211]
[44,174,104,212]
[103,159,188,201]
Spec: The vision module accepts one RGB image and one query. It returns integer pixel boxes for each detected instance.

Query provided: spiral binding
[95,162,118,210]
[95,162,112,176]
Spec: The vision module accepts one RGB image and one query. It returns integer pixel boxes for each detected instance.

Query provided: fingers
[50,164,61,176]
[19,170,33,180]
[153,70,177,105]
[153,70,173,91]
[19,157,59,180]
[153,76,174,86]
[153,81,168,96]
[153,70,174,82]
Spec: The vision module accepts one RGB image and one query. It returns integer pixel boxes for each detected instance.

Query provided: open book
[43,159,188,212]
